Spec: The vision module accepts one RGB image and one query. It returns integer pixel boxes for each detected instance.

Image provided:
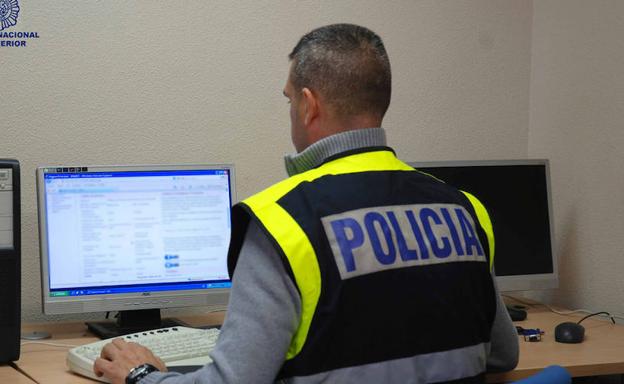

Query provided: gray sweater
[141,128,518,384]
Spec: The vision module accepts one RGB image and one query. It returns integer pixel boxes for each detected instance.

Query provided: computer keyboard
[67,326,220,383]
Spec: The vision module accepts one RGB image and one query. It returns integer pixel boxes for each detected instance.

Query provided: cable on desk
[502,294,624,322]
[540,304,624,321]
[20,341,78,348]
[204,306,227,313]
[501,294,535,306]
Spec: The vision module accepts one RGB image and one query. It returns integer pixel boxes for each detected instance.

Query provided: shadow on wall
[525,206,579,307]
[550,207,580,308]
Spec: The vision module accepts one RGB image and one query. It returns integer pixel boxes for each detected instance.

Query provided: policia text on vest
[323,203,486,280]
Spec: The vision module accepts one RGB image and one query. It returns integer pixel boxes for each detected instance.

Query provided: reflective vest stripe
[461,191,495,271]
[241,150,414,359]
[247,202,320,359]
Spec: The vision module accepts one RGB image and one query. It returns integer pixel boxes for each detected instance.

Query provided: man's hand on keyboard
[94,338,167,384]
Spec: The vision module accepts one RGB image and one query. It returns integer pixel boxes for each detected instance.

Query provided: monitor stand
[86,309,187,339]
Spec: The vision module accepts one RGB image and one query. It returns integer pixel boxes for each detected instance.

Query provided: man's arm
[486,275,519,372]
[97,220,302,384]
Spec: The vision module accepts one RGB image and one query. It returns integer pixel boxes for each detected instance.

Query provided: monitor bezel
[37,163,236,315]
[408,159,558,292]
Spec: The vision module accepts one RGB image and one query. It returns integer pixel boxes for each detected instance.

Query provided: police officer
[96,23,518,384]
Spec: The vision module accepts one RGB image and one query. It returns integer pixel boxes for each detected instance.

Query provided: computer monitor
[37,164,235,338]
[408,159,557,291]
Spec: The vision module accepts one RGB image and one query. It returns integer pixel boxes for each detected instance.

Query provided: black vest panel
[277,170,496,377]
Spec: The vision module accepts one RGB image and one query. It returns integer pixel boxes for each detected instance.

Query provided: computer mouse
[554,322,585,343]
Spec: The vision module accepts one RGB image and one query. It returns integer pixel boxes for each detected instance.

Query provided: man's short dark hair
[289,23,391,119]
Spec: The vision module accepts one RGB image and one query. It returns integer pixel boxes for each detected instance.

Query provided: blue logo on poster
[0,0,19,31]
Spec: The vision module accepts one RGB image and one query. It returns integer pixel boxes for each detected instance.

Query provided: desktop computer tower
[0,159,20,363]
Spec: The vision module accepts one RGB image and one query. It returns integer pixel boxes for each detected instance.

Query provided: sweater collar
[284,127,387,176]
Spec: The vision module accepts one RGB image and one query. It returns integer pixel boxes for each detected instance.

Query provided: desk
[16,312,225,384]
[15,307,624,383]
[487,303,624,382]
[0,364,35,383]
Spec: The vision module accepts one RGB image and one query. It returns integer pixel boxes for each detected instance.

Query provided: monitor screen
[37,164,235,321]
[408,160,557,291]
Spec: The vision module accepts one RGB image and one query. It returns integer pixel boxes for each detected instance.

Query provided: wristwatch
[126,363,159,384]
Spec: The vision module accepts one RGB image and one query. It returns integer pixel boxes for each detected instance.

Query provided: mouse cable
[577,311,616,325]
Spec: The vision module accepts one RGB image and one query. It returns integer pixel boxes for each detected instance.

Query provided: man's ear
[301,87,319,126]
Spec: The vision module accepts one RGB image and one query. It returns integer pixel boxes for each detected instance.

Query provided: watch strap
[126,363,159,384]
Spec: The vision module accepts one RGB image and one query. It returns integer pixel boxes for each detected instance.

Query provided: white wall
[528,1,624,315]
[0,1,532,322]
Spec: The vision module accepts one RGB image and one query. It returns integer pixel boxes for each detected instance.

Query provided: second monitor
[409,159,557,292]
[37,164,235,338]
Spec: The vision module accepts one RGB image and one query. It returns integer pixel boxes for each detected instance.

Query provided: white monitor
[408,159,557,292]
[37,164,235,338]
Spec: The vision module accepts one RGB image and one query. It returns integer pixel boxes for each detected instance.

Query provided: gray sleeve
[486,273,519,372]
[140,220,301,384]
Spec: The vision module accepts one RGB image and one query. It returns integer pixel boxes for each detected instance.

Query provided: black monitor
[409,159,557,291]
[0,160,20,362]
